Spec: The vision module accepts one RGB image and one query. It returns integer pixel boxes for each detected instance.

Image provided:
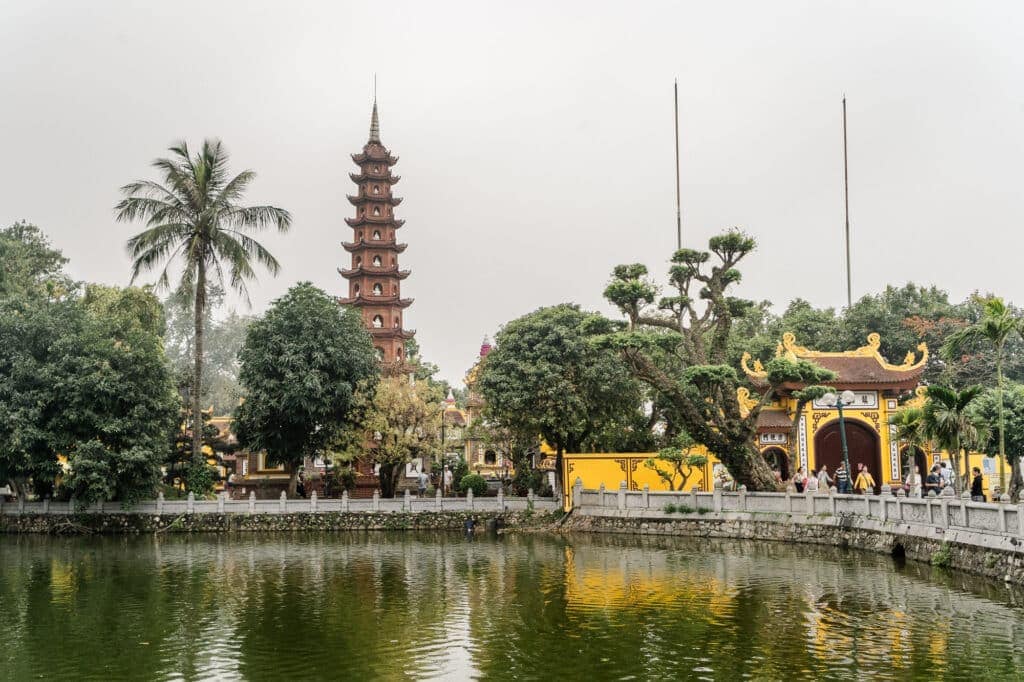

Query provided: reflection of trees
[1,533,1024,679]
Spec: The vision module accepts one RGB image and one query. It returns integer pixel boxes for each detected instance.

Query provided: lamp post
[439,406,447,497]
[820,390,856,493]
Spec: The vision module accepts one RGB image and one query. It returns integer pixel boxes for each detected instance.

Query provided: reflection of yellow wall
[561,451,718,510]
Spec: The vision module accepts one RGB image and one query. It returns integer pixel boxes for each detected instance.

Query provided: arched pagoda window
[372,256,382,267]
[373,206,381,216]
[375,347,384,360]
[373,284,383,296]
[372,230,382,240]
[373,185,380,195]
[372,315,383,328]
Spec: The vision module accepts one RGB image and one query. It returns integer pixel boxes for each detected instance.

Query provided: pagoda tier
[349,172,400,184]
[368,327,417,340]
[342,239,407,253]
[338,266,411,279]
[347,194,403,207]
[351,151,398,166]
[337,295,414,309]
[345,215,406,228]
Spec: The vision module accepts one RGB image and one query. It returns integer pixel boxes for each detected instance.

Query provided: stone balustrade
[0,489,557,517]
[571,479,1024,547]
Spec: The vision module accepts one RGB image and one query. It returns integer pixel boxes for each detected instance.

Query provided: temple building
[740,332,929,487]
[462,337,513,478]
[338,99,415,373]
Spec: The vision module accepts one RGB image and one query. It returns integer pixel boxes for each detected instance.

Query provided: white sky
[2,1,1022,384]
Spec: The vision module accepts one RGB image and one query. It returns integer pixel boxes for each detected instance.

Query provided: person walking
[925,465,942,496]
[805,472,819,493]
[793,466,806,493]
[971,466,985,502]
[854,463,876,495]
[939,461,953,490]
[904,466,922,497]
[443,465,453,497]
[817,465,833,491]
[835,463,851,494]
[417,469,428,498]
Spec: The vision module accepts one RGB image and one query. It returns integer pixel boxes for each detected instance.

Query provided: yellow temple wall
[561,451,718,510]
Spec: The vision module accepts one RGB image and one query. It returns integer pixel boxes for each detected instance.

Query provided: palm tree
[889,406,928,482]
[117,140,291,479]
[942,296,1021,492]
[922,385,985,492]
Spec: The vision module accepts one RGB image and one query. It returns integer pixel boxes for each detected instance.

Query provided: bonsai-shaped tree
[644,434,708,491]
[602,230,834,490]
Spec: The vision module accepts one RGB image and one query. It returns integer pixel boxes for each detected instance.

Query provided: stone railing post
[738,486,747,512]
[218,491,226,513]
[403,489,411,512]
[642,484,650,510]
[938,498,949,529]
[598,483,606,508]
[279,490,287,513]
[497,487,505,511]
[879,485,890,522]
[248,491,256,514]
[372,490,380,512]
[864,490,872,517]
[435,488,442,510]
[998,496,1009,533]
[18,495,26,514]
[42,497,50,514]
[467,488,475,510]
[690,485,699,511]
[572,479,582,510]
[617,481,627,511]
[959,491,970,528]
[805,489,814,516]
[68,496,76,513]
[830,488,838,516]
[94,498,104,514]
[1017,501,1024,539]
[713,488,722,513]
[187,492,195,514]
[342,489,350,512]
[157,491,165,515]
[310,490,318,512]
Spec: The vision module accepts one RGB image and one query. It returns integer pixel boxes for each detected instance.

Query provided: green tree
[354,376,441,498]
[477,304,646,495]
[972,384,1024,499]
[942,296,1021,492]
[922,385,986,493]
[644,435,708,491]
[602,231,834,490]
[0,283,177,502]
[888,406,929,481]
[118,139,291,478]
[0,221,72,300]
[234,283,377,497]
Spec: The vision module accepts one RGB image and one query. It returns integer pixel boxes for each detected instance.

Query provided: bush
[663,503,677,513]
[460,473,488,497]
[186,463,215,496]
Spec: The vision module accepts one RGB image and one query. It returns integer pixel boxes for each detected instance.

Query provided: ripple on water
[1,533,1023,680]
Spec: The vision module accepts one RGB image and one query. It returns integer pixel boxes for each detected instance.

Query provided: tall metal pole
[842,96,852,308]
[674,79,682,251]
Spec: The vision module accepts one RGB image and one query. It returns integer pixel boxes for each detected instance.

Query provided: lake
[1,531,1022,680]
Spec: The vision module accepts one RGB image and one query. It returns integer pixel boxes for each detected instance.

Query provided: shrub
[663,503,678,513]
[931,542,952,568]
[460,473,488,497]
[187,463,215,497]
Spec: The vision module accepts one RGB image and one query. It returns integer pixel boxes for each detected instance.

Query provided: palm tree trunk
[191,260,206,478]
[997,347,1006,493]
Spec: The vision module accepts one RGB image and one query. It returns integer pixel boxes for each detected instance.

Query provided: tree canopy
[477,304,646,457]
[234,283,378,497]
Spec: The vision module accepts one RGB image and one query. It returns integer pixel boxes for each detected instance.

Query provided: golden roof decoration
[742,332,929,388]
[736,387,759,417]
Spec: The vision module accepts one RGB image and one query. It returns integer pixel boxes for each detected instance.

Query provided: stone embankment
[1,509,557,535]
[562,482,1024,582]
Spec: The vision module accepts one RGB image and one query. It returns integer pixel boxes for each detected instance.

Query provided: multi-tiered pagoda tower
[339,101,414,371]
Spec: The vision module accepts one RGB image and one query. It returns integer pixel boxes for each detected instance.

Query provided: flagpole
[674,79,682,251]
[842,96,851,308]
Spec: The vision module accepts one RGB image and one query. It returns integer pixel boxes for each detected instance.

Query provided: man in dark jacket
[971,467,985,502]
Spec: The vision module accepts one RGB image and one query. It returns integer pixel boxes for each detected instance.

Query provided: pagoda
[339,100,415,372]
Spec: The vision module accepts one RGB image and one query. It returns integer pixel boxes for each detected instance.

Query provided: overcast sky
[2,1,1022,384]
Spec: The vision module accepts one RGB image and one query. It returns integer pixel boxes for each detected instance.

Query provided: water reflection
[0,533,1022,680]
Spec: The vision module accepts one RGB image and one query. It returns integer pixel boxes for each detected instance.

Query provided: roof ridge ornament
[747,331,929,379]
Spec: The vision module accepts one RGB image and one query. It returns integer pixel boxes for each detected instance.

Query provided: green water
[1,532,1022,681]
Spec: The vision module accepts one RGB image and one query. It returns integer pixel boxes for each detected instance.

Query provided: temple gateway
[741,332,928,487]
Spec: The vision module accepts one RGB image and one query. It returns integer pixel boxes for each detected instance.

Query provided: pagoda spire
[369,99,381,144]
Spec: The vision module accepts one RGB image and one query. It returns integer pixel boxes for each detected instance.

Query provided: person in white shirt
[939,461,953,489]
